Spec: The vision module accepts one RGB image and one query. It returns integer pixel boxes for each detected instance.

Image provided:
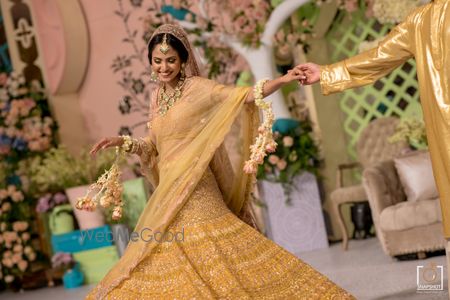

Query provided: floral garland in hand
[244,79,277,174]
[75,136,139,221]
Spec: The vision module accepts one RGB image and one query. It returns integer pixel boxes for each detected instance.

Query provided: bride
[85,24,353,299]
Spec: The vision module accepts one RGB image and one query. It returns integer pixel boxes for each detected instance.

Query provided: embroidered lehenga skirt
[86,167,353,299]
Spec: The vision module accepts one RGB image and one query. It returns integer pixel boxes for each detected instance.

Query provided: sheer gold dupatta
[210,104,260,230]
[91,78,260,299]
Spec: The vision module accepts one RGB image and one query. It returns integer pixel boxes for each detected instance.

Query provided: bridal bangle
[120,135,155,159]
[121,135,134,153]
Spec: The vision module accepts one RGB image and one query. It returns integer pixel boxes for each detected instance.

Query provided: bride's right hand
[90,136,124,156]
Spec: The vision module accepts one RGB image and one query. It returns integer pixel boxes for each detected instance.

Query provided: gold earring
[151,71,158,82]
[180,63,186,77]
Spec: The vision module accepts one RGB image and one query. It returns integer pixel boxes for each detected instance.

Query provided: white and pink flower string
[243,79,277,174]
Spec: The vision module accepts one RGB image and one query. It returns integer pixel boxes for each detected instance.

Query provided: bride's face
[151,45,182,85]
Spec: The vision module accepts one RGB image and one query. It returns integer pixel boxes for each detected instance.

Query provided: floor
[299,238,448,300]
[1,238,448,300]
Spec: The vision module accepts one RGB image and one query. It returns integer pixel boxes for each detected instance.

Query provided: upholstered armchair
[362,151,446,257]
[330,117,408,250]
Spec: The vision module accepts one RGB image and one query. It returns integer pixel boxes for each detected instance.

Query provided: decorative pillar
[0,0,44,84]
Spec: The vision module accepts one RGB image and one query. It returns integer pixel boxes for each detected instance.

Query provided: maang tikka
[159,34,170,54]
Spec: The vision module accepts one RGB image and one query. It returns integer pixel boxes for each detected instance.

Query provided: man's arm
[296,14,415,95]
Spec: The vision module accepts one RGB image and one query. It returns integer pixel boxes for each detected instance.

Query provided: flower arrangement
[0,220,37,285]
[0,163,5,189]
[219,0,272,48]
[389,117,427,149]
[270,1,324,68]
[273,18,314,62]
[0,70,57,288]
[372,0,419,24]
[35,192,68,213]
[257,120,321,204]
[315,0,420,24]
[0,72,55,161]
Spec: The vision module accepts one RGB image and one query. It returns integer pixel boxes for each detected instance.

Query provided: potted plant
[257,119,321,204]
[257,119,329,253]
[389,116,428,150]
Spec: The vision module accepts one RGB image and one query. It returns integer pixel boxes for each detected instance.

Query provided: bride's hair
[147,33,189,64]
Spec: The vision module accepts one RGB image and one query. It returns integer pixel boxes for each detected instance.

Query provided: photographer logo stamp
[417,262,444,292]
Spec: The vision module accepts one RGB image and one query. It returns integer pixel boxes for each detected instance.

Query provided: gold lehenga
[85,75,354,299]
[87,168,352,299]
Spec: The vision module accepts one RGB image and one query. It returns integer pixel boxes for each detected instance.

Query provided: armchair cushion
[394,151,438,202]
[379,198,442,231]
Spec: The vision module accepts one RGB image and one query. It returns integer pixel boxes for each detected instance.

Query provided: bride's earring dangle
[180,63,186,78]
[151,70,159,82]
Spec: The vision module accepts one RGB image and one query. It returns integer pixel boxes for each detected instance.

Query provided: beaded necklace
[157,74,186,116]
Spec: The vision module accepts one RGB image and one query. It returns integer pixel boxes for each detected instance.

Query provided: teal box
[51,225,113,253]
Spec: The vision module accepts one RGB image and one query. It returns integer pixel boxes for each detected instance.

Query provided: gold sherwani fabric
[85,77,354,299]
[320,0,450,237]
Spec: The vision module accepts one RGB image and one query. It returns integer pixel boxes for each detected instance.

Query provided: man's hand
[293,63,321,85]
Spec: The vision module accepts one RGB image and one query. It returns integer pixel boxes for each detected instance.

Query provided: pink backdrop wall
[34,0,151,145]
[31,0,65,94]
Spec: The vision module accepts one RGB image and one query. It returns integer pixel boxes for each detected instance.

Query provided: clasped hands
[288,62,321,86]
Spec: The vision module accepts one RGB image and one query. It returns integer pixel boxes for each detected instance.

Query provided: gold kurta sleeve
[320,12,414,95]
[320,0,450,238]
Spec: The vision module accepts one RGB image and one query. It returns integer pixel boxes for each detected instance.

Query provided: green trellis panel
[326,12,422,159]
